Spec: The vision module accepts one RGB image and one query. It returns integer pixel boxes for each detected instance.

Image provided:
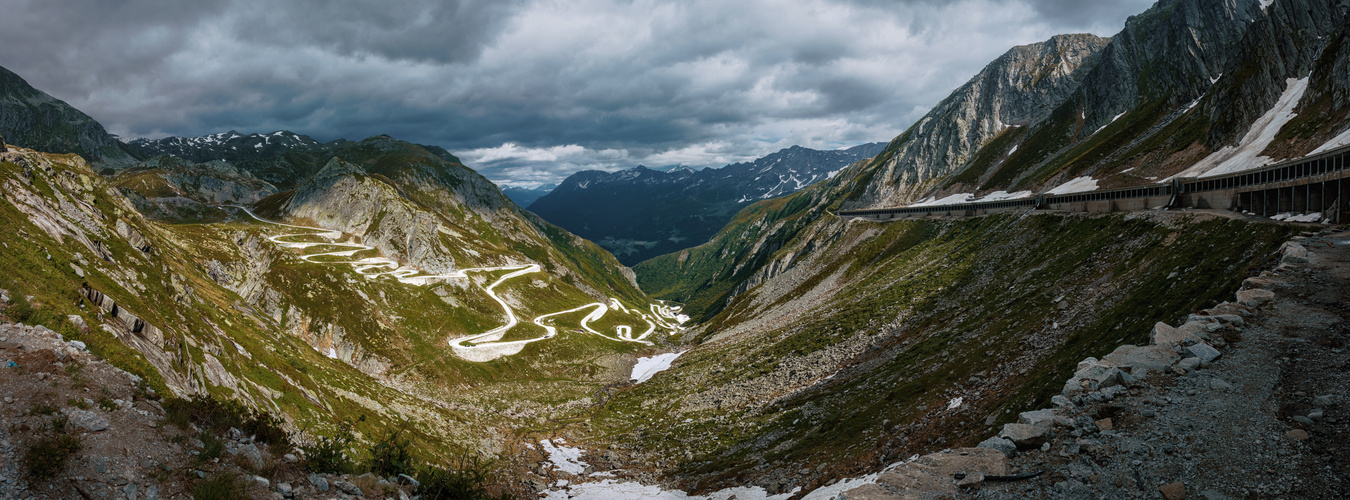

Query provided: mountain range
[501,184,556,207]
[528,142,885,264]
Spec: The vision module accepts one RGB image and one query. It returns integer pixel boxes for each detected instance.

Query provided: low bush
[366,428,415,478]
[417,455,512,500]
[200,431,225,461]
[192,472,246,500]
[300,425,357,475]
[22,434,81,482]
[162,395,290,449]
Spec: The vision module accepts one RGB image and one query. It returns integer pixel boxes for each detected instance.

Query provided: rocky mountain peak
[0,65,139,166]
[850,32,1109,207]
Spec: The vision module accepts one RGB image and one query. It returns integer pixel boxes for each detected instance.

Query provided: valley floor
[525,223,1350,500]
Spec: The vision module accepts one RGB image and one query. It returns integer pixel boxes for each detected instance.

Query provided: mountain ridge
[528,142,885,264]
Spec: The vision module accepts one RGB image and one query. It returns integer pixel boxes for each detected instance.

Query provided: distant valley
[527,143,884,264]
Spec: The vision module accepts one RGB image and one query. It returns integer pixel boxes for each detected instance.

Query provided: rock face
[529,143,885,265]
[850,33,1109,207]
[124,130,331,184]
[284,157,460,274]
[847,0,1350,209]
[0,65,139,167]
[111,156,279,219]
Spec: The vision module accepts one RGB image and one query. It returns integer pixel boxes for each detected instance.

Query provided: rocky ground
[0,317,423,500]
[835,225,1350,499]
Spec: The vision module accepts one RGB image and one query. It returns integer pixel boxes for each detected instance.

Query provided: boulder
[1103,344,1181,374]
[1235,289,1274,307]
[998,423,1050,449]
[1187,343,1221,363]
[308,474,329,493]
[67,409,109,432]
[66,315,88,330]
[1063,361,1124,395]
[1159,482,1186,500]
[1280,242,1309,264]
[334,480,360,495]
[977,436,1017,457]
[1209,314,1244,326]
[1175,357,1201,372]
[231,443,266,469]
[1018,409,1059,428]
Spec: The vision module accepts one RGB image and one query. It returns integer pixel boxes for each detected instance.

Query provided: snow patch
[1311,126,1350,154]
[1092,111,1128,136]
[631,351,685,384]
[1047,176,1099,195]
[1259,0,1274,10]
[1176,77,1309,178]
[909,193,975,207]
[975,190,1033,202]
[1270,212,1324,223]
[540,439,588,475]
[947,397,964,410]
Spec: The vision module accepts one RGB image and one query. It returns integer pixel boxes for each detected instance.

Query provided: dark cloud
[1023,0,1157,29]
[0,0,1154,187]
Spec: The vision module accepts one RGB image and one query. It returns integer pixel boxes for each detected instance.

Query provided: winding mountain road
[227,206,685,362]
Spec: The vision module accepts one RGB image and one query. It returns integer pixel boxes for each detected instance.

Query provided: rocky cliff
[849,34,1108,207]
[111,155,279,220]
[850,0,1350,209]
[0,65,139,168]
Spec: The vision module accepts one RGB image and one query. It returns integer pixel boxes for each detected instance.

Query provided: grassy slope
[0,148,666,469]
[616,211,1291,490]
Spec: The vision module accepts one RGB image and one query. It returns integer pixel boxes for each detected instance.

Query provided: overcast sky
[1,0,1153,188]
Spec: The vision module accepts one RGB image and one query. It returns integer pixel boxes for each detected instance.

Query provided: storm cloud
[0,0,1153,187]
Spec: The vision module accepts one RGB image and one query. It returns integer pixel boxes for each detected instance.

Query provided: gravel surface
[959,228,1350,499]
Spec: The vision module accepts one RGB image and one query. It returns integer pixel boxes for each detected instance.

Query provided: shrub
[300,425,357,475]
[162,395,290,450]
[193,472,246,500]
[200,432,225,461]
[366,428,415,478]
[417,456,512,500]
[22,434,81,482]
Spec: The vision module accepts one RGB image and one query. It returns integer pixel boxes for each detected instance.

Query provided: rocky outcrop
[284,157,460,274]
[0,65,138,167]
[113,156,279,216]
[851,33,1109,207]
